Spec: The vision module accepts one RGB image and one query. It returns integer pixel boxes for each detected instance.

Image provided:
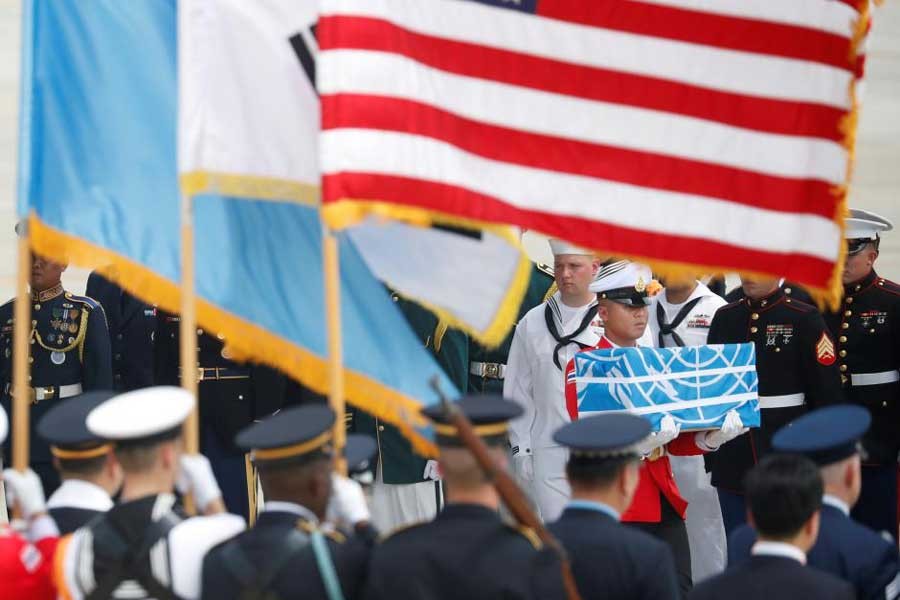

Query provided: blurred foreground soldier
[36,391,121,533]
[549,413,679,600]
[705,276,843,535]
[201,405,377,599]
[824,208,900,536]
[729,405,900,600]
[54,387,245,600]
[689,455,853,600]
[364,396,566,600]
[0,406,59,600]
[86,271,156,391]
[505,239,602,521]
[0,242,112,494]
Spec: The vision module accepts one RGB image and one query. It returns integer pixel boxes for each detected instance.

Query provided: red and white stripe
[319,0,867,293]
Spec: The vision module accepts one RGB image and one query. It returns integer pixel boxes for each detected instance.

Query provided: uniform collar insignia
[31,283,64,303]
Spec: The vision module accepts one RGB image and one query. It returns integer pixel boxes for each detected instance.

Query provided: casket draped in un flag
[572,344,760,432]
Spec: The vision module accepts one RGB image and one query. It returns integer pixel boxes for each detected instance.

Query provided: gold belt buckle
[28,387,37,405]
[646,447,663,462]
[484,363,500,378]
[32,386,55,404]
[197,367,206,382]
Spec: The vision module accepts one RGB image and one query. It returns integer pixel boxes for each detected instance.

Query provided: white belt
[851,370,900,387]
[31,383,83,403]
[469,362,506,380]
[757,393,805,409]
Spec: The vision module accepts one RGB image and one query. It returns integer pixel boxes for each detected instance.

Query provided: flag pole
[323,228,347,475]
[12,225,32,476]
[180,194,199,513]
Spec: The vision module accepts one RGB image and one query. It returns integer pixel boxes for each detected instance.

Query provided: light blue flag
[18,0,454,454]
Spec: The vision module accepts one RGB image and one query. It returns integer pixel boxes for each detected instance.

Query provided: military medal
[47,333,55,343]
[70,309,79,320]
[51,351,66,365]
[68,336,75,344]
[68,322,78,333]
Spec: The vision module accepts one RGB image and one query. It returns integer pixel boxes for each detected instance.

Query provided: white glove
[634,415,680,457]
[422,460,442,481]
[700,410,748,451]
[327,474,370,527]
[175,454,223,512]
[513,454,534,482]
[3,468,47,520]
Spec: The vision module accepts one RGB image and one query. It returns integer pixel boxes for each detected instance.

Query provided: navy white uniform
[47,479,113,534]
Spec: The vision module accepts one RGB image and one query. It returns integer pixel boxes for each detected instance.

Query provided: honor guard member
[200,405,377,600]
[86,271,156,391]
[649,275,728,581]
[689,455,854,600]
[824,208,900,536]
[0,406,60,600]
[469,262,555,395]
[349,293,468,533]
[0,244,112,495]
[36,391,121,533]
[725,279,815,306]
[565,261,745,595]
[505,239,603,521]
[155,311,288,520]
[54,387,245,600]
[730,405,900,600]
[549,413,680,600]
[364,395,566,600]
[705,276,843,536]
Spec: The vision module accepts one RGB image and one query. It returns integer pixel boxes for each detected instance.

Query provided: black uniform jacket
[548,506,679,600]
[364,503,566,600]
[704,289,843,491]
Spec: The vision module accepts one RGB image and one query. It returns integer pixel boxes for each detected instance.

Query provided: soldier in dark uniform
[729,405,900,600]
[705,276,843,535]
[468,263,554,395]
[549,412,680,600]
[724,279,814,306]
[349,292,468,532]
[36,391,121,533]
[364,395,566,600]
[0,249,112,494]
[86,270,156,391]
[200,405,377,600]
[154,310,289,520]
[689,455,854,600]
[824,208,900,536]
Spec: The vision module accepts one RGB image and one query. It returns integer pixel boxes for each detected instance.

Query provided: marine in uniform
[704,276,843,535]
[823,208,900,536]
[36,391,121,533]
[468,263,554,395]
[54,386,245,600]
[565,261,745,595]
[200,405,377,600]
[548,412,680,600]
[86,271,156,391]
[729,405,900,600]
[0,248,112,494]
[155,310,288,520]
[349,291,468,533]
[364,395,566,600]
[649,276,729,581]
[724,279,814,306]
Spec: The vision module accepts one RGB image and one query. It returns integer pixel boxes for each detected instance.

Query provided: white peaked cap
[845,208,893,240]
[589,260,652,294]
[548,238,592,257]
[87,386,194,441]
[0,405,7,445]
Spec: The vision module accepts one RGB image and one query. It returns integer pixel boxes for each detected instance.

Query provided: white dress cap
[845,208,893,240]
[589,260,652,294]
[548,238,592,257]
[87,386,195,441]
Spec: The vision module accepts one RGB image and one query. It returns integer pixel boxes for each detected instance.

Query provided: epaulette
[876,278,900,296]
[508,524,542,549]
[64,292,101,310]
[378,520,428,542]
[323,529,346,544]
[783,297,816,313]
[716,299,744,312]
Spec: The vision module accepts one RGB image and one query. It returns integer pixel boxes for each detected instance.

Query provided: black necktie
[544,303,599,370]
[656,297,703,348]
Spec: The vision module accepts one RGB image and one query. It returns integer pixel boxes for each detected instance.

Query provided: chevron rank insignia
[816,332,836,366]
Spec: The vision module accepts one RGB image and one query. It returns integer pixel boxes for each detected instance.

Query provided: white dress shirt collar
[752,541,807,565]
[46,479,114,511]
[263,501,319,524]
[822,494,851,516]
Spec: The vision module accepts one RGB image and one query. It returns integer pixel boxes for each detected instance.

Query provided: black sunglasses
[847,239,872,256]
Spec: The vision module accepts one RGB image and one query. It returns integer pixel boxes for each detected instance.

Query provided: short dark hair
[565,455,636,488]
[57,454,108,478]
[745,454,823,539]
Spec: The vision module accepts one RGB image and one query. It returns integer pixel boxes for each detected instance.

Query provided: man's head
[660,274,697,299]
[590,261,652,345]
[549,239,600,303]
[740,276,780,300]
[555,413,650,514]
[30,252,67,292]
[597,300,648,344]
[257,455,334,518]
[843,208,892,285]
[745,454,823,552]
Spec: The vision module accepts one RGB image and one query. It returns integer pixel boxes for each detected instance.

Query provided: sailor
[36,391,121,533]
[53,386,245,600]
[200,405,377,599]
[549,412,680,600]
[728,405,900,600]
[823,208,900,536]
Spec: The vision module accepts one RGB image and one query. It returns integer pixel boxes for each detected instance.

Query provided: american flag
[319,0,871,306]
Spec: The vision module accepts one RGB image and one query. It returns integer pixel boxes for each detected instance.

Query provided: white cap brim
[87,386,194,441]
[0,406,7,445]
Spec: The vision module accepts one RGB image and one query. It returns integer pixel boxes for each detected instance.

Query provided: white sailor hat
[0,405,7,445]
[548,238,593,257]
[845,208,893,241]
[87,386,194,444]
[589,260,653,306]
